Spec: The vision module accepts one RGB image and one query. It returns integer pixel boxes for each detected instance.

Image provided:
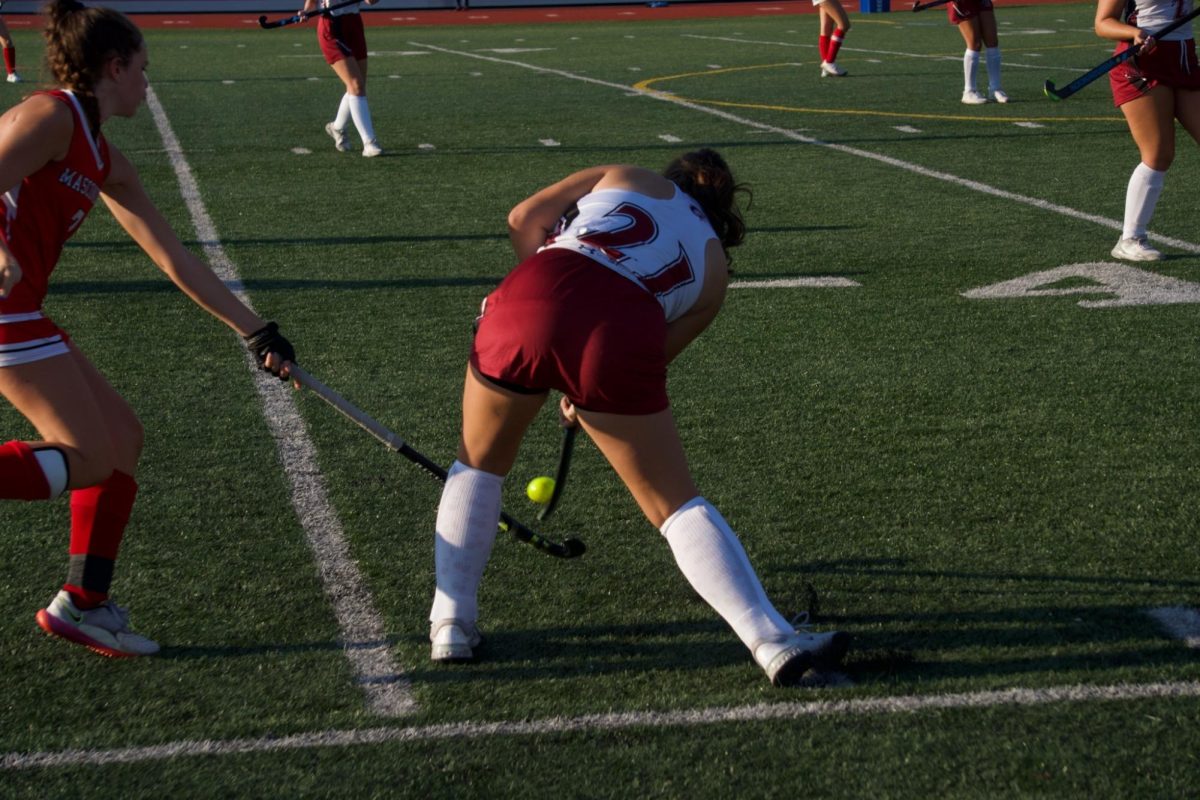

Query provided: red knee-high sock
[2,46,15,75]
[65,470,138,608]
[827,29,846,63]
[0,440,52,500]
[818,34,830,62]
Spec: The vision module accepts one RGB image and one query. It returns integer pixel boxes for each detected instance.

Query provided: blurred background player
[950,0,1008,104]
[0,0,23,83]
[427,149,850,687]
[0,0,296,658]
[815,0,851,77]
[1097,0,1200,261]
[303,0,383,158]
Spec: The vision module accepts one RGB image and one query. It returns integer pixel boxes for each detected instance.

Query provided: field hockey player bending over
[0,1,296,658]
[428,149,850,687]
[1097,0,1200,261]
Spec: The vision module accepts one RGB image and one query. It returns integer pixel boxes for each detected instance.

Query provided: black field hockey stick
[537,425,578,521]
[258,0,362,30]
[289,365,586,559]
[911,0,952,12]
[1044,6,1200,99]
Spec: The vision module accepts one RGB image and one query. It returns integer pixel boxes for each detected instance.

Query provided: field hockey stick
[911,0,951,12]
[537,425,578,521]
[288,365,586,559]
[258,0,362,30]
[1044,6,1200,99]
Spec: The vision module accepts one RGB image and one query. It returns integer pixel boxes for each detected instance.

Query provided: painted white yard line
[145,86,414,718]
[407,43,1200,255]
[4,680,1198,770]
[1147,607,1200,649]
[731,277,861,289]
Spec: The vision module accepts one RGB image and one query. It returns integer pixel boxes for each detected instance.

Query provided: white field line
[681,33,1076,73]
[408,43,1200,255]
[730,277,861,288]
[4,680,1199,770]
[144,86,414,718]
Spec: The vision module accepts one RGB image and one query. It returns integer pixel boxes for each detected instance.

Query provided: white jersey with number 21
[541,186,717,323]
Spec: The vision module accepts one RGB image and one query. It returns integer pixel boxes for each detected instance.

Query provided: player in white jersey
[428,149,850,687]
[303,0,383,157]
[1097,0,1200,261]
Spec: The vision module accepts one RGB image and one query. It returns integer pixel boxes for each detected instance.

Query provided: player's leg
[958,18,986,103]
[429,364,548,662]
[576,407,849,685]
[1174,88,1200,145]
[0,18,19,83]
[818,0,850,77]
[979,9,1006,101]
[1112,87,1176,261]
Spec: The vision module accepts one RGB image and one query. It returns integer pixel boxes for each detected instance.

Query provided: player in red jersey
[0,0,23,83]
[949,0,1008,104]
[0,0,296,658]
[427,150,850,687]
[1098,0,1200,261]
[302,0,383,158]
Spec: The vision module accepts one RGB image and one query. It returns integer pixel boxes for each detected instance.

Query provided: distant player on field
[427,149,850,687]
[1097,0,1200,261]
[0,0,297,658]
[0,0,24,83]
[303,0,384,158]
[814,0,851,77]
[950,0,1008,104]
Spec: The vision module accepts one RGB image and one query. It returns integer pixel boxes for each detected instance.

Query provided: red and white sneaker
[36,590,160,658]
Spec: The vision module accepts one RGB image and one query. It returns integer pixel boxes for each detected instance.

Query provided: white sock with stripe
[1122,162,1166,239]
[659,497,792,653]
[347,93,377,145]
[963,48,980,92]
[429,461,503,625]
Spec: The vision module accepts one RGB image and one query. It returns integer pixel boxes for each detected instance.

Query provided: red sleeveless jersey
[1,90,111,314]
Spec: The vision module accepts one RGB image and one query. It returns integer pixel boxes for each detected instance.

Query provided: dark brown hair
[662,148,750,252]
[43,0,143,132]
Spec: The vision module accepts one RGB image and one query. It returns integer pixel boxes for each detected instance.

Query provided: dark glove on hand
[244,321,295,380]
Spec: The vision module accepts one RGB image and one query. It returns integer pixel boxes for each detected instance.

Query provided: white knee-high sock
[1122,162,1166,239]
[429,461,503,624]
[963,48,980,92]
[334,93,352,130]
[347,93,377,145]
[985,46,1003,91]
[659,497,792,652]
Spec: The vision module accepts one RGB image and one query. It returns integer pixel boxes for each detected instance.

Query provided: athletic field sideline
[1,3,1198,796]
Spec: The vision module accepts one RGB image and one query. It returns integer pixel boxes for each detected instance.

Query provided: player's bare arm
[1095,0,1153,50]
[507,165,617,260]
[663,239,728,364]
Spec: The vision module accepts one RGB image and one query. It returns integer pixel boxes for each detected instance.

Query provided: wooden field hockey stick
[289,365,586,559]
[1044,6,1200,100]
[537,425,578,522]
[911,0,952,12]
[258,0,363,30]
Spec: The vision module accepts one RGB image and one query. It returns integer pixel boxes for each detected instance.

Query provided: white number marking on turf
[1014,121,1045,128]
[659,134,683,142]
[894,125,922,133]
[1147,607,1200,649]
[962,263,1200,308]
[291,147,311,155]
[539,138,561,147]
[145,86,415,718]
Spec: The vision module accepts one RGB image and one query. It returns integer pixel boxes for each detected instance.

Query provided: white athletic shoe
[362,140,384,158]
[820,61,848,78]
[430,619,482,662]
[754,619,850,687]
[325,122,351,152]
[35,590,160,658]
[6,72,21,84]
[1111,236,1164,262]
[989,88,1010,104]
[962,89,988,105]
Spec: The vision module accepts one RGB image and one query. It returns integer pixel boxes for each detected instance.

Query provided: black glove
[244,321,295,380]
